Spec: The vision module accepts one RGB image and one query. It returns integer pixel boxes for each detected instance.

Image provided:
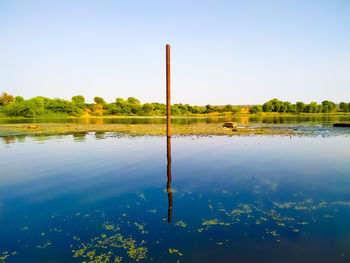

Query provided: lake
[0,132,350,262]
[1,115,350,126]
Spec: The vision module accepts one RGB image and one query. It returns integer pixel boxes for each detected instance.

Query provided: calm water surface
[0,133,350,262]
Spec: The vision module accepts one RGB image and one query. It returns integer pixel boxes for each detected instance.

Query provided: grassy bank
[0,123,300,137]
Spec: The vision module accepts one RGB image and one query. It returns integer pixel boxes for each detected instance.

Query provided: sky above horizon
[0,0,349,105]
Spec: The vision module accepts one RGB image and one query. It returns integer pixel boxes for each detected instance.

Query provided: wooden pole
[166,44,171,136]
[166,44,172,223]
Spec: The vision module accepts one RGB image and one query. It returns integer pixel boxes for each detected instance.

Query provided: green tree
[94,97,106,105]
[190,105,201,114]
[269,99,282,112]
[0,92,14,106]
[339,102,349,113]
[127,97,140,105]
[305,102,318,113]
[282,101,293,113]
[322,100,336,113]
[249,105,262,114]
[72,95,86,109]
[205,104,215,113]
[224,104,234,112]
[14,96,24,103]
[142,103,154,115]
[171,105,181,115]
[262,102,273,112]
[295,102,305,113]
[5,102,34,117]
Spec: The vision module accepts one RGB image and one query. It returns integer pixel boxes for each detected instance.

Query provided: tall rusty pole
[166,44,173,223]
[166,44,171,136]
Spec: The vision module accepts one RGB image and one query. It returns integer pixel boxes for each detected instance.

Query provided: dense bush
[261,99,343,114]
[0,91,349,118]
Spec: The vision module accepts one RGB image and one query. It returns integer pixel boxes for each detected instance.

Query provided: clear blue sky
[0,0,349,105]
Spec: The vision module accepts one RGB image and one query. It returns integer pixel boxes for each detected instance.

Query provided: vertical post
[166,44,172,223]
[167,135,173,223]
[166,44,171,136]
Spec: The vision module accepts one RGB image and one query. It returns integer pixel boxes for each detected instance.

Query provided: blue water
[0,133,349,262]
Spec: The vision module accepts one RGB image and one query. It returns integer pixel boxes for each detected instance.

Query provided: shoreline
[1,112,350,120]
[0,123,307,137]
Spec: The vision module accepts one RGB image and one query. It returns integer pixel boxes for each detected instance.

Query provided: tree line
[0,92,349,118]
[250,99,350,114]
[0,92,243,118]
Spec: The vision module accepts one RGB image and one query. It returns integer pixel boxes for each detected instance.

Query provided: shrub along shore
[1,92,350,118]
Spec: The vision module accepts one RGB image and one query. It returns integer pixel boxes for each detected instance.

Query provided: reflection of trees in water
[166,135,173,223]
[1,115,350,125]
[1,136,16,144]
[95,131,106,139]
[73,133,87,142]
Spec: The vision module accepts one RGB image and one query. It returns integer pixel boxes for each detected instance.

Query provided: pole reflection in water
[166,135,173,223]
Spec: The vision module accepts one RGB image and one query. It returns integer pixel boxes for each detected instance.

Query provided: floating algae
[202,219,220,226]
[72,232,148,262]
[273,202,295,209]
[169,248,183,256]
[175,221,187,228]
[36,240,52,249]
[0,251,18,262]
[134,222,149,234]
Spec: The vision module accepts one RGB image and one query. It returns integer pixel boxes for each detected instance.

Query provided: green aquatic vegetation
[198,198,326,242]
[175,221,187,228]
[201,218,230,230]
[265,229,279,238]
[134,222,148,234]
[169,248,183,256]
[103,223,115,231]
[0,251,17,262]
[49,227,63,233]
[36,240,52,249]
[294,206,308,210]
[230,209,244,216]
[239,203,253,213]
[319,200,327,206]
[72,228,148,262]
[134,222,144,230]
[273,202,295,209]
[202,219,219,226]
[305,199,313,204]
